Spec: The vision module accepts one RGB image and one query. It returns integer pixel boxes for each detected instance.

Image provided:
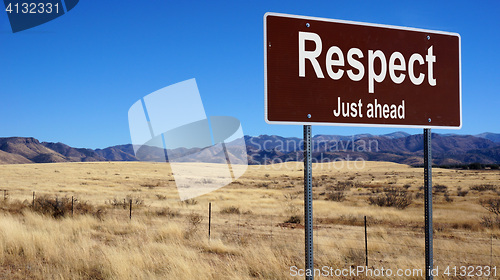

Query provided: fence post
[364,216,368,267]
[129,199,132,220]
[316,227,319,255]
[270,216,273,247]
[71,196,74,217]
[237,212,241,241]
[491,234,493,269]
[32,191,35,208]
[3,190,6,200]
[208,202,212,241]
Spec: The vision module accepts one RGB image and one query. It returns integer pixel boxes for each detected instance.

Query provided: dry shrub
[339,214,360,226]
[188,212,203,226]
[155,194,167,200]
[324,181,356,202]
[433,184,448,193]
[316,214,380,226]
[368,187,412,209]
[283,193,300,218]
[33,195,93,218]
[72,198,94,214]
[471,184,497,192]
[107,196,143,209]
[156,207,180,217]
[180,199,198,206]
[184,212,203,239]
[33,195,66,218]
[141,183,159,189]
[447,221,481,231]
[457,194,500,230]
[325,191,346,202]
[126,195,144,206]
[106,197,126,208]
[343,249,365,266]
[480,198,500,216]
[328,180,356,191]
[220,206,240,215]
[480,215,500,228]
[444,192,454,203]
[94,206,106,221]
[0,199,30,215]
[284,215,301,224]
[258,182,270,188]
[457,190,469,197]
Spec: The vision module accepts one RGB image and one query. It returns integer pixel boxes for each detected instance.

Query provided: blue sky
[0,0,499,149]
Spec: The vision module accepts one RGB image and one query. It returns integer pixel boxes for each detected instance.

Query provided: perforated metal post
[424,128,433,280]
[303,125,314,280]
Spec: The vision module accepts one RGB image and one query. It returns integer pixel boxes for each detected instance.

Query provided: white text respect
[298,31,437,93]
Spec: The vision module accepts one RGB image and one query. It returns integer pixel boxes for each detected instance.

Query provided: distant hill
[382,131,411,139]
[0,132,498,166]
[94,145,137,161]
[476,132,500,143]
[244,133,499,166]
[41,142,105,162]
[0,149,31,164]
[0,137,66,163]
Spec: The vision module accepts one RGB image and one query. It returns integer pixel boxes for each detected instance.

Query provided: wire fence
[1,188,500,271]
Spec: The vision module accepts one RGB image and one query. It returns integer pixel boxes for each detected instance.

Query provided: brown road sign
[264,13,461,128]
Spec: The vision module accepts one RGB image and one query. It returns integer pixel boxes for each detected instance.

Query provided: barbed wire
[2,189,500,265]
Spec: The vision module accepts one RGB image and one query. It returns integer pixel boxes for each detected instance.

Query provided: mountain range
[0,132,498,166]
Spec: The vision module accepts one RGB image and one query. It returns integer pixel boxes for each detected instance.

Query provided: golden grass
[0,161,498,279]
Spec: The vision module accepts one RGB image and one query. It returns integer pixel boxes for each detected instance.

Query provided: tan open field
[0,161,499,279]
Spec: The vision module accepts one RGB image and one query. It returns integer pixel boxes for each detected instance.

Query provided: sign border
[264,12,462,129]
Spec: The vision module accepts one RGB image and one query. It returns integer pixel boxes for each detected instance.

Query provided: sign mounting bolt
[307,114,311,118]
[428,118,432,122]
[306,23,310,27]
[427,35,430,40]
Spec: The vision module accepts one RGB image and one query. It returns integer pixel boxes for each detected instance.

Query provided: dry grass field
[0,161,499,279]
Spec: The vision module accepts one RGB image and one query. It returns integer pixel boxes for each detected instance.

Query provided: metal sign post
[424,128,433,279]
[303,125,314,280]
